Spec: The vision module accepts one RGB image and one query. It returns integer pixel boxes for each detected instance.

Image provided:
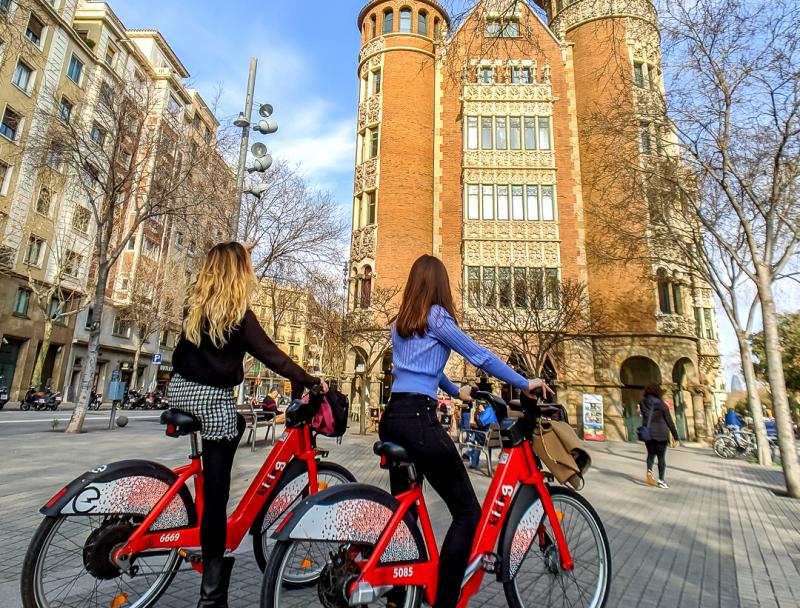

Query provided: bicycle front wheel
[504,486,611,608]
[21,515,182,608]
[714,435,737,459]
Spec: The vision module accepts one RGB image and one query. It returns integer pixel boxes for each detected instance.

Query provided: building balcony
[359,36,385,64]
[656,313,695,337]
[462,82,552,103]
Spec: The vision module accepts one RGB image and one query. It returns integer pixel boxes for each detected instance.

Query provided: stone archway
[620,356,662,442]
[672,358,696,441]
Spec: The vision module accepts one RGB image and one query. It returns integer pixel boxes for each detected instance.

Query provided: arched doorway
[672,358,695,441]
[620,356,661,442]
[348,348,367,414]
[380,349,393,404]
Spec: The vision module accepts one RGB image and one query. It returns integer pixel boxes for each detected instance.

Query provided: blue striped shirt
[391,305,529,399]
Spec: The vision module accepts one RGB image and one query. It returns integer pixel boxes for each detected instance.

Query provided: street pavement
[1,411,798,607]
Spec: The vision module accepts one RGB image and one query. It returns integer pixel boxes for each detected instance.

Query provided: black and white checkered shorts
[166,374,237,441]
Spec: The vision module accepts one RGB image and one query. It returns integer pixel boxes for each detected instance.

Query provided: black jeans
[645,440,668,481]
[200,414,246,560]
[379,394,481,608]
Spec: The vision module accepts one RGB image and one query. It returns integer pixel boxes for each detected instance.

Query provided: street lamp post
[230,57,279,240]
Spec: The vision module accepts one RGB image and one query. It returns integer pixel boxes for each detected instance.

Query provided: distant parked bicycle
[713,425,776,459]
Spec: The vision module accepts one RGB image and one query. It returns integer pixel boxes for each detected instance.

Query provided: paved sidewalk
[1,418,798,607]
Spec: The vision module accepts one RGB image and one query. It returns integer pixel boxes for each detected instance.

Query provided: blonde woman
[168,242,322,608]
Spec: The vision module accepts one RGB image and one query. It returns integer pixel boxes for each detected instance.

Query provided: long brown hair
[395,255,458,338]
[184,242,257,348]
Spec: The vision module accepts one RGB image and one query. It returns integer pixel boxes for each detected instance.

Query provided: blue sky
[113,0,363,210]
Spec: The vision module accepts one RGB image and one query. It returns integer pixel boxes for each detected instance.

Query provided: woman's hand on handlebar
[458,385,473,403]
[319,379,329,394]
[524,378,553,399]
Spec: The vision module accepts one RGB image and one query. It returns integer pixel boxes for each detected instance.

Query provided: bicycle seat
[373,441,412,469]
[161,409,201,437]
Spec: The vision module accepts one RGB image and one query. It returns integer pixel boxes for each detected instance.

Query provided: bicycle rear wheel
[714,435,737,459]
[503,486,611,608]
[261,540,422,608]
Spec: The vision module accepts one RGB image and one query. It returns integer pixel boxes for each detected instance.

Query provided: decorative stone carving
[463,83,553,103]
[656,313,694,336]
[542,59,551,84]
[359,37,385,64]
[461,221,561,242]
[462,168,556,184]
[542,242,560,265]
[541,223,559,240]
[354,158,379,194]
[551,0,658,35]
[463,100,552,116]
[350,224,377,264]
[358,93,382,130]
[463,150,556,169]
[633,88,665,115]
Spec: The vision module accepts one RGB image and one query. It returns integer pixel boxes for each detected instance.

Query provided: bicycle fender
[40,459,197,531]
[273,483,428,564]
[497,484,545,582]
[249,457,310,536]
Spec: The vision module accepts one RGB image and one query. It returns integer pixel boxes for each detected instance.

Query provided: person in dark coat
[640,384,679,488]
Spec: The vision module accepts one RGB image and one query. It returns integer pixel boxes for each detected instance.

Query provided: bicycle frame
[353,439,574,608]
[113,423,320,570]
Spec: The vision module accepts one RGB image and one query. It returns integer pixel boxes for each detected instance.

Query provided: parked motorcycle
[0,375,9,410]
[123,389,147,409]
[88,392,102,410]
[19,386,60,411]
[146,389,168,409]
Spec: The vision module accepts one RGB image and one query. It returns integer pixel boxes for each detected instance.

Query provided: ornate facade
[343,0,724,441]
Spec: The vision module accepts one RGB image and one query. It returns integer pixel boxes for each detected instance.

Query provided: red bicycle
[261,392,610,608]
[21,396,355,608]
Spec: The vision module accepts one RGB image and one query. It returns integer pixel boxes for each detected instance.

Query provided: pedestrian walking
[639,384,679,489]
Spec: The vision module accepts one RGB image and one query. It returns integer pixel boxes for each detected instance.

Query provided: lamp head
[233,112,250,128]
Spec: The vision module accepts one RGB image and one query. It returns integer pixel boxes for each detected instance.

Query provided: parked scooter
[123,389,147,409]
[146,389,168,409]
[0,375,9,410]
[88,391,102,410]
[20,386,61,411]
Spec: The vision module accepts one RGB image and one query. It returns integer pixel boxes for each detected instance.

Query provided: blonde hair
[184,242,257,348]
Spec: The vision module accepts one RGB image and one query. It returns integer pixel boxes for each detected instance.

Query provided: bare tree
[584,0,799,490]
[24,72,233,433]
[465,276,600,382]
[305,270,350,383]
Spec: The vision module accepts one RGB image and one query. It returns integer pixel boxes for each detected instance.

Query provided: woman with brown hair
[640,384,679,489]
[168,241,322,608]
[382,254,550,608]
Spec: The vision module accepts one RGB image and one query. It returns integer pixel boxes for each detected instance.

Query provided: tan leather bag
[532,420,592,490]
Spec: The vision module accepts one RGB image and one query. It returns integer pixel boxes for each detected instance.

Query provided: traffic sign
[153,354,163,365]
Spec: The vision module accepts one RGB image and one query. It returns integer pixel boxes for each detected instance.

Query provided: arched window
[362,266,373,308]
[383,9,394,34]
[433,16,441,40]
[399,8,412,33]
[370,14,377,38]
[418,10,429,36]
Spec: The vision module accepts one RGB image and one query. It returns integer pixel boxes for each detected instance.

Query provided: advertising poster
[582,393,605,441]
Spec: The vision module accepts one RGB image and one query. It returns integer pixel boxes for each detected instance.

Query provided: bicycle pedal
[481,552,500,573]
[178,549,202,564]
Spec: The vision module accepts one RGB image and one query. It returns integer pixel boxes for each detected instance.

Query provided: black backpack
[307,390,350,439]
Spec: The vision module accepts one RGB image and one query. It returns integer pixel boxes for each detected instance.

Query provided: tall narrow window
[483,267,497,307]
[36,187,52,215]
[383,9,394,34]
[694,307,704,338]
[399,8,412,32]
[499,267,512,307]
[105,45,117,67]
[13,289,30,316]
[372,69,382,94]
[481,185,494,219]
[657,270,671,313]
[509,116,522,150]
[24,236,44,265]
[541,186,555,221]
[418,11,428,36]
[433,17,441,39]
[370,128,379,158]
[466,185,479,219]
[486,19,501,37]
[497,185,509,220]
[495,116,508,150]
[703,309,715,338]
[512,67,531,84]
[526,185,539,220]
[353,196,362,230]
[672,283,683,314]
[366,191,377,224]
[58,97,73,123]
[12,61,33,92]
[640,122,652,154]
[511,185,524,220]
[633,62,645,88]
[481,117,493,149]
[504,20,520,37]
[514,268,527,307]
[466,116,478,149]
[370,15,377,38]
[67,55,83,84]
[524,117,536,150]
[545,269,560,309]
[467,266,481,307]
[362,266,373,308]
[478,67,494,84]
[538,116,551,150]
[530,269,544,308]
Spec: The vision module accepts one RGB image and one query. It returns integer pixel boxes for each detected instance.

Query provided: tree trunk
[360,375,370,435]
[756,272,800,498]
[130,336,143,391]
[66,265,108,434]
[31,319,54,390]
[736,331,771,466]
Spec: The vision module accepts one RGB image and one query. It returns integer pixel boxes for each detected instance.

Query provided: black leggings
[200,414,246,560]
[645,440,668,481]
[379,394,481,608]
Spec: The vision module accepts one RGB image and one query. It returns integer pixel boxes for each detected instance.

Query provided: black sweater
[640,394,680,443]
[172,309,318,399]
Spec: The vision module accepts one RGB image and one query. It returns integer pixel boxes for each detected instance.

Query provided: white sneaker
[657,480,669,489]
